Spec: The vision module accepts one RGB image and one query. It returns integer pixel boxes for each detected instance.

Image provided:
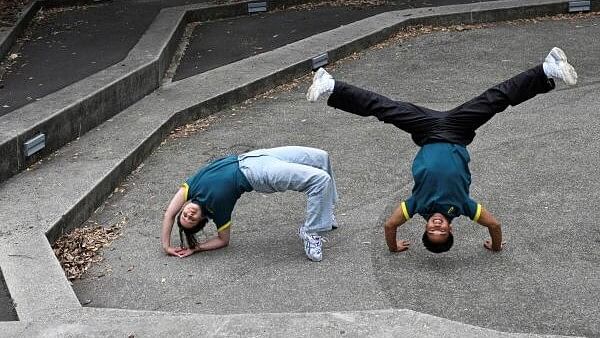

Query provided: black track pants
[327,65,555,146]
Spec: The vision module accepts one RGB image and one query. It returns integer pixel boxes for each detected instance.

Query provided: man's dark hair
[176,211,208,249]
[422,232,454,253]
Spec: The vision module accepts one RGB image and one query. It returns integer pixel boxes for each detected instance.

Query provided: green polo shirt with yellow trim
[182,155,253,232]
[400,142,482,222]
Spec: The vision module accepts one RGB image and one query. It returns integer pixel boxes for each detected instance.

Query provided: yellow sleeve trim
[473,204,482,223]
[181,183,189,200]
[401,201,410,220]
[217,221,231,232]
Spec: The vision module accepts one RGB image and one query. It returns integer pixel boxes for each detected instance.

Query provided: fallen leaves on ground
[283,0,389,11]
[52,219,125,280]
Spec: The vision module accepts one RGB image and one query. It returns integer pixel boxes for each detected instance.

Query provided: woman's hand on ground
[175,248,195,257]
[165,246,194,258]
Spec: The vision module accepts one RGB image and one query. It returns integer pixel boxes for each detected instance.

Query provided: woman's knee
[307,171,332,193]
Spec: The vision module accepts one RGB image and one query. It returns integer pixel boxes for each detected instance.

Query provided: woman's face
[179,202,202,228]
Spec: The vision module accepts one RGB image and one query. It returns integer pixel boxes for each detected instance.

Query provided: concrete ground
[71,13,600,337]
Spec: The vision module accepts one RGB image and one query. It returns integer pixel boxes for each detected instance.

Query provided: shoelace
[307,234,328,245]
[299,229,329,244]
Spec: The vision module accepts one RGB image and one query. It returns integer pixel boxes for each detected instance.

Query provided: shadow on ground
[0,269,17,321]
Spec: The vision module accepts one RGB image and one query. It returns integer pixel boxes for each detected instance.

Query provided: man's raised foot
[306,68,335,102]
[543,47,578,86]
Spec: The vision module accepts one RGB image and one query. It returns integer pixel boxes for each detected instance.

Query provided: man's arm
[161,187,187,256]
[477,208,503,251]
[384,202,410,252]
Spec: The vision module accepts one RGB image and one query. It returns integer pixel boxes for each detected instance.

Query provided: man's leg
[307,68,440,146]
[444,47,577,145]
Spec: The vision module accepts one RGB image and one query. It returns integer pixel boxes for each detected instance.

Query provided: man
[161,146,338,262]
[307,47,577,253]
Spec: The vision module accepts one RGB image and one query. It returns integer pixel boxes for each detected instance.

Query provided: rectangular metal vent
[569,1,590,12]
[311,53,329,70]
[248,2,267,13]
[23,133,45,157]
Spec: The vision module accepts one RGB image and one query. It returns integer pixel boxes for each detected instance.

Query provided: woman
[161,146,339,262]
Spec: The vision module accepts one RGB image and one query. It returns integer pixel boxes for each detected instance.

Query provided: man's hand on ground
[390,240,410,252]
[483,239,505,251]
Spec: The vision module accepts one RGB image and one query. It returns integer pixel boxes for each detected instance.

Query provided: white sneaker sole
[558,62,578,86]
[306,68,331,102]
[306,83,320,102]
[545,47,578,86]
[550,47,568,63]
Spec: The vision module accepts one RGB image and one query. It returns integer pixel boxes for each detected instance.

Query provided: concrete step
[1,307,572,337]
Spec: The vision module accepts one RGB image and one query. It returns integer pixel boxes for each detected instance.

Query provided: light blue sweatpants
[238,146,338,233]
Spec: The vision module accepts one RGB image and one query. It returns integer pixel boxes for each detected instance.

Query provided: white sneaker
[543,47,577,86]
[298,228,323,262]
[306,68,335,102]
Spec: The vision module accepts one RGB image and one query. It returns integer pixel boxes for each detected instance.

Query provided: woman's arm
[161,187,187,256]
[195,228,230,252]
[174,228,231,258]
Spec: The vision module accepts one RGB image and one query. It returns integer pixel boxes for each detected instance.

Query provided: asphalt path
[172,4,396,80]
[72,13,600,336]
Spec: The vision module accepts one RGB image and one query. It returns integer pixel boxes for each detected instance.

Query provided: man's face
[425,212,452,243]
[179,202,202,228]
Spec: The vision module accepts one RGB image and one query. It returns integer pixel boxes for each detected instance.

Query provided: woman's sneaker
[298,228,323,262]
[543,47,578,86]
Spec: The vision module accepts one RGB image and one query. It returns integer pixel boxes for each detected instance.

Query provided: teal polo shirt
[182,155,253,232]
[400,143,482,222]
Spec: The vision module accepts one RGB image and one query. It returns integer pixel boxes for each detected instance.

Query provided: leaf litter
[52,218,126,280]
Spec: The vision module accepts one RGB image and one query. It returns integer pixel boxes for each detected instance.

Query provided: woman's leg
[238,154,337,233]
[249,146,337,199]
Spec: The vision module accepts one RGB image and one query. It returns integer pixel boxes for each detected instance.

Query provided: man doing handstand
[306,47,577,253]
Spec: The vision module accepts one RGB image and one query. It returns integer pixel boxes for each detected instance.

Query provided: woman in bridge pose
[161,146,338,262]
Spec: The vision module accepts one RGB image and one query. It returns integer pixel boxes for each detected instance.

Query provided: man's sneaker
[543,47,577,86]
[298,228,323,262]
[306,68,335,102]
